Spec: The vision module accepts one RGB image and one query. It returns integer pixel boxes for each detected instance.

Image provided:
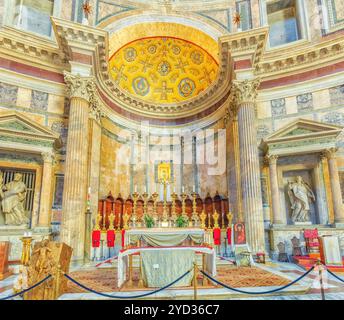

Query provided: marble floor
[0,261,343,300]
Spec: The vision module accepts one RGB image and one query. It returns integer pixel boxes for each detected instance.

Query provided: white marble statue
[287,176,315,223]
[0,172,29,226]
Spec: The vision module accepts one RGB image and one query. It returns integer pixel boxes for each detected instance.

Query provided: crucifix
[157,162,172,224]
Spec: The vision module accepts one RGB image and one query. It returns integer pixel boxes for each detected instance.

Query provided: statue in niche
[0,172,29,226]
[287,176,315,223]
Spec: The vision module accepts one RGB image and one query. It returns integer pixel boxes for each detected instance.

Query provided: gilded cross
[175,58,189,73]
[199,67,215,86]
[155,81,173,100]
[139,57,153,72]
[112,65,127,84]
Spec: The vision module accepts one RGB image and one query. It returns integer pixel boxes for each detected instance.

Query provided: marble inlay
[30,90,49,111]
[0,82,18,105]
[322,111,344,126]
[329,85,344,107]
[296,93,313,111]
[271,98,286,117]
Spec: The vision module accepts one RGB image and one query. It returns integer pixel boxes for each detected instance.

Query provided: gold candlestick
[181,192,188,219]
[123,210,130,230]
[132,191,139,226]
[227,211,233,228]
[142,192,149,216]
[20,236,32,266]
[171,192,178,223]
[191,192,199,226]
[95,212,102,231]
[152,192,159,215]
[108,212,115,230]
[200,211,206,229]
[213,210,220,229]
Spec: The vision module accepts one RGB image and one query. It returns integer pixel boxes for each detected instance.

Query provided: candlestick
[213,210,220,229]
[142,191,149,216]
[191,192,199,226]
[171,192,178,224]
[108,212,115,230]
[227,211,233,228]
[132,191,139,227]
[200,211,206,229]
[181,192,188,219]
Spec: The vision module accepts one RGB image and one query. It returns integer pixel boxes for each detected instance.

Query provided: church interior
[0,0,344,301]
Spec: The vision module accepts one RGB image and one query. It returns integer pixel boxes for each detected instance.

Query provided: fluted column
[232,79,265,254]
[323,148,344,224]
[61,72,96,262]
[266,154,284,224]
[38,151,55,227]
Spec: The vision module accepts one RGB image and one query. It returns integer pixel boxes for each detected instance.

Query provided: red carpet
[65,265,290,294]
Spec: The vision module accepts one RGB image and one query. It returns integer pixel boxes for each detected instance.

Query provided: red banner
[213,228,221,245]
[121,229,126,248]
[227,227,232,245]
[107,230,115,247]
[92,230,101,248]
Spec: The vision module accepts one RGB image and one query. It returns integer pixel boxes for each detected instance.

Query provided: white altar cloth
[117,245,216,288]
[124,228,208,247]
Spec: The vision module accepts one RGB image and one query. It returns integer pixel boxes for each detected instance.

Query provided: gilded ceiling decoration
[109,37,219,104]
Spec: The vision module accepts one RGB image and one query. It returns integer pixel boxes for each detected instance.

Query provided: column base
[332,223,344,228]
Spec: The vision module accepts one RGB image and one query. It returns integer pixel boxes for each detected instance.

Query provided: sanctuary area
[0,0,343,300]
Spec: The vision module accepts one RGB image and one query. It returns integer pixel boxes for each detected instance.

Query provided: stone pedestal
[232,79,265,254]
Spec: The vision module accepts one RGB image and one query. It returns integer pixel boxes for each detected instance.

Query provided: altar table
[124,228,209,247]
[117,246,216,288]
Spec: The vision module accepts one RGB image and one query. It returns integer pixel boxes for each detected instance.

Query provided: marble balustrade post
[323,148,344,224]
[232,79,265,254]
[38,151,55,227]
[266,154,284,224]
[61,72,96,262]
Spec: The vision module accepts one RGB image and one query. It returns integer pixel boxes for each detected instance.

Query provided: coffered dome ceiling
[109,37,219,104]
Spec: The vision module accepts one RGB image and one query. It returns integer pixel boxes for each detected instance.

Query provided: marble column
[61,72,96,262]
[232,79,265,254]
[323,148,344,224]
[266,154,283,224]
[38,151,55,227]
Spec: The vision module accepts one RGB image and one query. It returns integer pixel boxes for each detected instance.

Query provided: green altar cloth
[140,250,195,287]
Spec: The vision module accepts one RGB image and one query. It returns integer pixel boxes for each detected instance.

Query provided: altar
[117,245,216,288]
[124,228,211,247]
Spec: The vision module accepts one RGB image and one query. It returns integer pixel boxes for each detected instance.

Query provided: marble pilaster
[323,148,344,224]
[38,151,55,227]
[61,72,96,262]
[266,154,284,225]
[232,79,265,254]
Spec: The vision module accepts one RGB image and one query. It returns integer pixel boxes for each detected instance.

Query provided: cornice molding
[0,26,67,71]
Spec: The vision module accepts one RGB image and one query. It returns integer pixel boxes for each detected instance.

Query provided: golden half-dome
[109,37,219,104]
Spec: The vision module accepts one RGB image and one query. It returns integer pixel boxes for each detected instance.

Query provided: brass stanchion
[202,253,208,286]
[193,262,198,300]
[138,254,144,288]
[128,254,133,288]
[317,259,326,300]
[54,264,62,300]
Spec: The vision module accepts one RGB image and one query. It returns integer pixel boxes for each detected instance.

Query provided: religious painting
[234,223,246,245]
[155,161,173,183]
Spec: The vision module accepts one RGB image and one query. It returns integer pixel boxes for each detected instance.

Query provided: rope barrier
[200,266,315,295]
[326,268,344,283]
[0,275,52,300]
[64,269,191,299]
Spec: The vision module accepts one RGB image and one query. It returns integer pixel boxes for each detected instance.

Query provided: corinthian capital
[231,78,261,105]
[89,94,105,124]
[264,154,279,165]
[322,147,338,160]
[64,72,96,101]
[41,151,55,163]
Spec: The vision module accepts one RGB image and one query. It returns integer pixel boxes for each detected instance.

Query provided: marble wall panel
[271,98,286,117]
[16,87,32,108]
[0,82,18,105]
[329,85,344,107]
[30,90,48,111]
[297,93,313,112]
[48,94,65,114]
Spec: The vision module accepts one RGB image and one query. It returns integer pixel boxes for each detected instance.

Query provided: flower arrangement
[144,214,155,228]
[176,215,188,228]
